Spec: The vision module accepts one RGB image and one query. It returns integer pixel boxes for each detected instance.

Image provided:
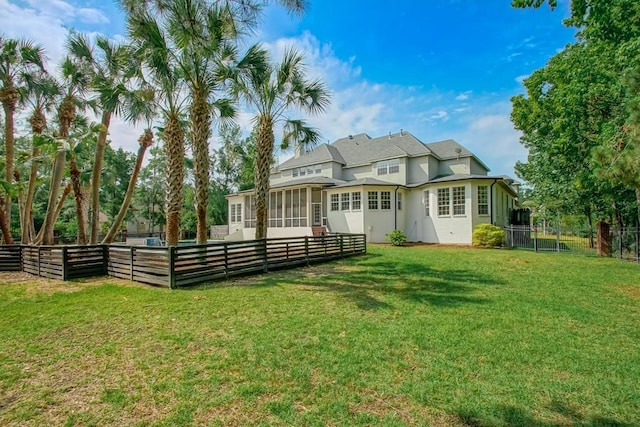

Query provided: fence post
[339,234,344,257]
[363,234,367,254]
[61,246,68,281]
[169,246,176,289]
[305,236,309,266]
[37,246,42,277]
[533,226,538,252]
[102,245,108,276]
[224,243,229,279]
[556,222,561,253]
[130,247,135,281]
[262,239,268,273]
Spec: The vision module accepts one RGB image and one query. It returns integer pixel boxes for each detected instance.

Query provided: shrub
[472,223,505,247]
[385,229,407,246]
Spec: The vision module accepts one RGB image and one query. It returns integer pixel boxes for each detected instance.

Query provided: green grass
[1,245,639,426]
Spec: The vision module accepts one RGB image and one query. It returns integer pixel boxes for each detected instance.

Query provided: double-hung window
[368,191,378,210]
[423,190,430,217]
[351,192,361,210]
[330,193,339,211]
[453,186,465,215]
[341,193,350,211]
[478,185,489,215]
[438,188,450,216]
[381,191,391,210]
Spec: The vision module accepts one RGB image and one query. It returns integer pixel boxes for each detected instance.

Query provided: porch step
[312,226,327,236]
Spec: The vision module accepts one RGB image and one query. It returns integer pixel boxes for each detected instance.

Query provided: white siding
[438,158,470,176]
[408,156,430,184]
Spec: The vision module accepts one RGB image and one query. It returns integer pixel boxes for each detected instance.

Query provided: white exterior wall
[362,186,397,243]
[438,158,470,176]
[325,187,365,234]
[407,156,430,184]
[470,158,489,175]
[428,182,473,244]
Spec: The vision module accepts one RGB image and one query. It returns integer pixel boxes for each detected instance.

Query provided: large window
[341,192,350,211]
[381,191,391,210]
[268,192,283,227]
[230,203,242,223]
[453,186,466,215]
[352,192,361,210]
[376,158,400,175]
[244,195,256,227]
[423,190,430,217]
[478,185,489,215]
[330,193,339,212]
[368,191,378,210]
[438,188,450,216]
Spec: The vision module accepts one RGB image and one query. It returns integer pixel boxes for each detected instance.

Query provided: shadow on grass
[457,403,633,427]
[193,253,506,311]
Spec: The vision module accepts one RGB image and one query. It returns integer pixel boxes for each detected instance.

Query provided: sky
[0,0,578,177]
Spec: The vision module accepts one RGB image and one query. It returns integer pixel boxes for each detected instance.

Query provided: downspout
[489,179,498,225]
[394,186,400,229]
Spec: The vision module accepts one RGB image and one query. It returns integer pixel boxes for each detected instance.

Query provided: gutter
[394,186,400,229]
[490,179,498,224]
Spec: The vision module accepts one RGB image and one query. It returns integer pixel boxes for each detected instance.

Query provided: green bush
[472,223,505,247]
[385,229,407,246]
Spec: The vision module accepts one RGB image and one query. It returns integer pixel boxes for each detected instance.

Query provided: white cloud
[515,74,529,84]
[76,8,110,24]
[430,110,449,121]
[455,91,471,101]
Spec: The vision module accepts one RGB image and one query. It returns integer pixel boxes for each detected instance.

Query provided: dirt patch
[617,285,640,301]
[0,272,143,295]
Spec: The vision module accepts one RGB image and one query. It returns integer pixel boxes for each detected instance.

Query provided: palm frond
[281,119,320,151]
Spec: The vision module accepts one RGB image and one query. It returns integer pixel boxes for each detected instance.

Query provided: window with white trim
[330,193,339,212]
[453,186,465,215]
[244,195,256,227]
[478,185,489,215]
[381,191,391,210]
[423,190,430,216]
[397,192,403,211]
[368,191,378,210]
[351,192,361,210]
[230,203,242,223]
[438,188,450,216]
[268,192,283,227]
[376,158,400,175]
[341,192,350,211]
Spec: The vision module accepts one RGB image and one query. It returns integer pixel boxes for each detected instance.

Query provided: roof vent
[388,132,392,139]
[454,147,462,160]
[400,128,404,136]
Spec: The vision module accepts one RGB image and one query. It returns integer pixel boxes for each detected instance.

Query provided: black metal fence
[504,225,639,261]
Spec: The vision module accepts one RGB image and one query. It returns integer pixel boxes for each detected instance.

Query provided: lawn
[0,245,639,426]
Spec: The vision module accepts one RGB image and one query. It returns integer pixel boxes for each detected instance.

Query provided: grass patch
[0,245,639,426]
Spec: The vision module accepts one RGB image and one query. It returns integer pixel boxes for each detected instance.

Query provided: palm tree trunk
[22,109,47,244]
[41,96,75,245]
[190,93,211,244]
[164,114,185,246]
[0,86,18,244]
[34,182,72,245]
[69,155,88,245]
[89,111,112,244]
[102,129,154,244]
[255,115,274,240]
[0,197,13,245]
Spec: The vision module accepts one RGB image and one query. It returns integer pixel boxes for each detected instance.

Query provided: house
[225,131,519,244]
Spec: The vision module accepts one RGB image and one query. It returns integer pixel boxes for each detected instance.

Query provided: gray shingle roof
[332,177,398,188]
[277,143,345,171]
[275,131,489,173]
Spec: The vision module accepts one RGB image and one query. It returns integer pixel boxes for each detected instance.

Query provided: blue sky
[0,0,577,177]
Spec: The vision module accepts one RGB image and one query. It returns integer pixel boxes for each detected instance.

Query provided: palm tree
[39,51,92,245]
[102,128,155,243]
[0,36,45,243]
[19,72,61,243]
[127,8,187,246]
[234,47,330,239]
[66,34,149,244]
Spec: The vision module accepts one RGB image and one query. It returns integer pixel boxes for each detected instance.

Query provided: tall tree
[39,51,91,245]
[102,129,155,243]
[19,72,60,243]
[0,36,45,243]
[127,8,187,246]
[234,47,330,239]
[66,33,151,244]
